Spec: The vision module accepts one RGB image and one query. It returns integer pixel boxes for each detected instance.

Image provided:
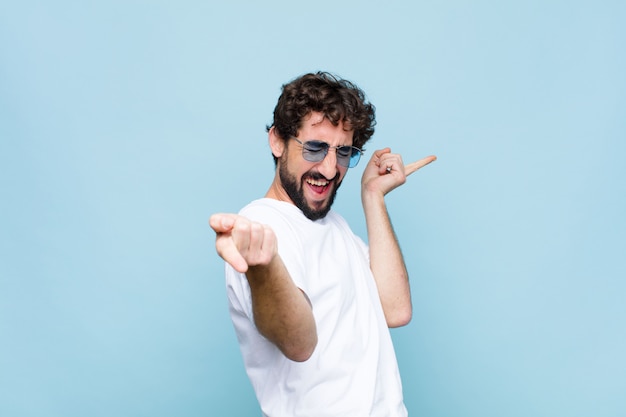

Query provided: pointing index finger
[405,155,437,176]
[209,213,238,233]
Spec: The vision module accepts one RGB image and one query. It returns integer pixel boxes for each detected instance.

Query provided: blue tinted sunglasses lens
[302,141,328,160]
[300,140,362,168]
[347,149,362,168]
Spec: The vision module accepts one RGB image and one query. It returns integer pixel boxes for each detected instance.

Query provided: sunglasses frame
[291,138,363,168]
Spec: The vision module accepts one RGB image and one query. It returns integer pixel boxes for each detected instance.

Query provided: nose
[317,148,340,179]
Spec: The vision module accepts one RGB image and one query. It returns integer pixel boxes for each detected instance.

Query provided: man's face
[277,112,353,220]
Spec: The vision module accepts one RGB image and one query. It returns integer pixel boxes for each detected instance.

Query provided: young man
[210,72,436,416]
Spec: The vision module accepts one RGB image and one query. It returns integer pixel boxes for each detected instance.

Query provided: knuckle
[250,222,263,236]
[235,219,251,233]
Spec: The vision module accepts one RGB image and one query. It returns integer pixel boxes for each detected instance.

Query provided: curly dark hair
[267,71,376,165]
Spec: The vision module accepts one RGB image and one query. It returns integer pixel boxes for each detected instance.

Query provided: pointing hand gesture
[209,213,278,273]
[362,148,437,196]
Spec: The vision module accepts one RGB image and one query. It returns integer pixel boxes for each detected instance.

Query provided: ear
[268,126,285,158]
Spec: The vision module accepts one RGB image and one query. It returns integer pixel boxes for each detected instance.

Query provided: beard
[278,158,342,221]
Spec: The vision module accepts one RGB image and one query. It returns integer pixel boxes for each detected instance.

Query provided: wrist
[361,186,385,206]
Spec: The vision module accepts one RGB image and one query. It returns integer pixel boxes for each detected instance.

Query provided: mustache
[304,171,340,183]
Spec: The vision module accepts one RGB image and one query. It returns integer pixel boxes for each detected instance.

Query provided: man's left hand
[361,148,436,196]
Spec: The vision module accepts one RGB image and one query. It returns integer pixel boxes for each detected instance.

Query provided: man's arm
[210,213,317,362]
[361,149,436,328]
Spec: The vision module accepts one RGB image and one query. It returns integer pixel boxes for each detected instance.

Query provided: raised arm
[361,149,436,328]
[210,213,317,361]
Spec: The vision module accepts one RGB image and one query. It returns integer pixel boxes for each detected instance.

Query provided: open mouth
[305,177,330,193]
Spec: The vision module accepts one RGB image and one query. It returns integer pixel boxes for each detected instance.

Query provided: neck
[265,175,292,204]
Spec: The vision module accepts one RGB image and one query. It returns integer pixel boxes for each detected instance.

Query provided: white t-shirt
[226,198,407,417]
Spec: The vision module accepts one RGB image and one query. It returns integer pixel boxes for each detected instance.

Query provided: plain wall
[1,1,625,416]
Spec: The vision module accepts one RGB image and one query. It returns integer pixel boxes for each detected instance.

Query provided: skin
[361,148,437,326]
[210,111,436,361]
[267,112,350,219]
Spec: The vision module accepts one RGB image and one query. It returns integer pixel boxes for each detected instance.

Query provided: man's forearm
[246,254,318,361]
[362,191,412,328]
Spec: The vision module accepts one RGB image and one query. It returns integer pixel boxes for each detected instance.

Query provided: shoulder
[239,198,306,250]
[325,210,369,256]
[323,210,356,236]
[240,198,300,223]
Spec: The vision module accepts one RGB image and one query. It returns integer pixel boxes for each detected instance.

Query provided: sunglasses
[291,138,363,168]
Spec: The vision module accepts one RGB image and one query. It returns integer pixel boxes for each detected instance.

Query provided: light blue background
[1,1,624,416]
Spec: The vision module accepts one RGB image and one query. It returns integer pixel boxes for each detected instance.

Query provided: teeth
[306,178,328,187]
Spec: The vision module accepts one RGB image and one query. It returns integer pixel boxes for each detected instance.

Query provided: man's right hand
[209,213,278,273]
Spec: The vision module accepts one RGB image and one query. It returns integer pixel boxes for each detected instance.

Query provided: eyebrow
[301,139,355,147]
